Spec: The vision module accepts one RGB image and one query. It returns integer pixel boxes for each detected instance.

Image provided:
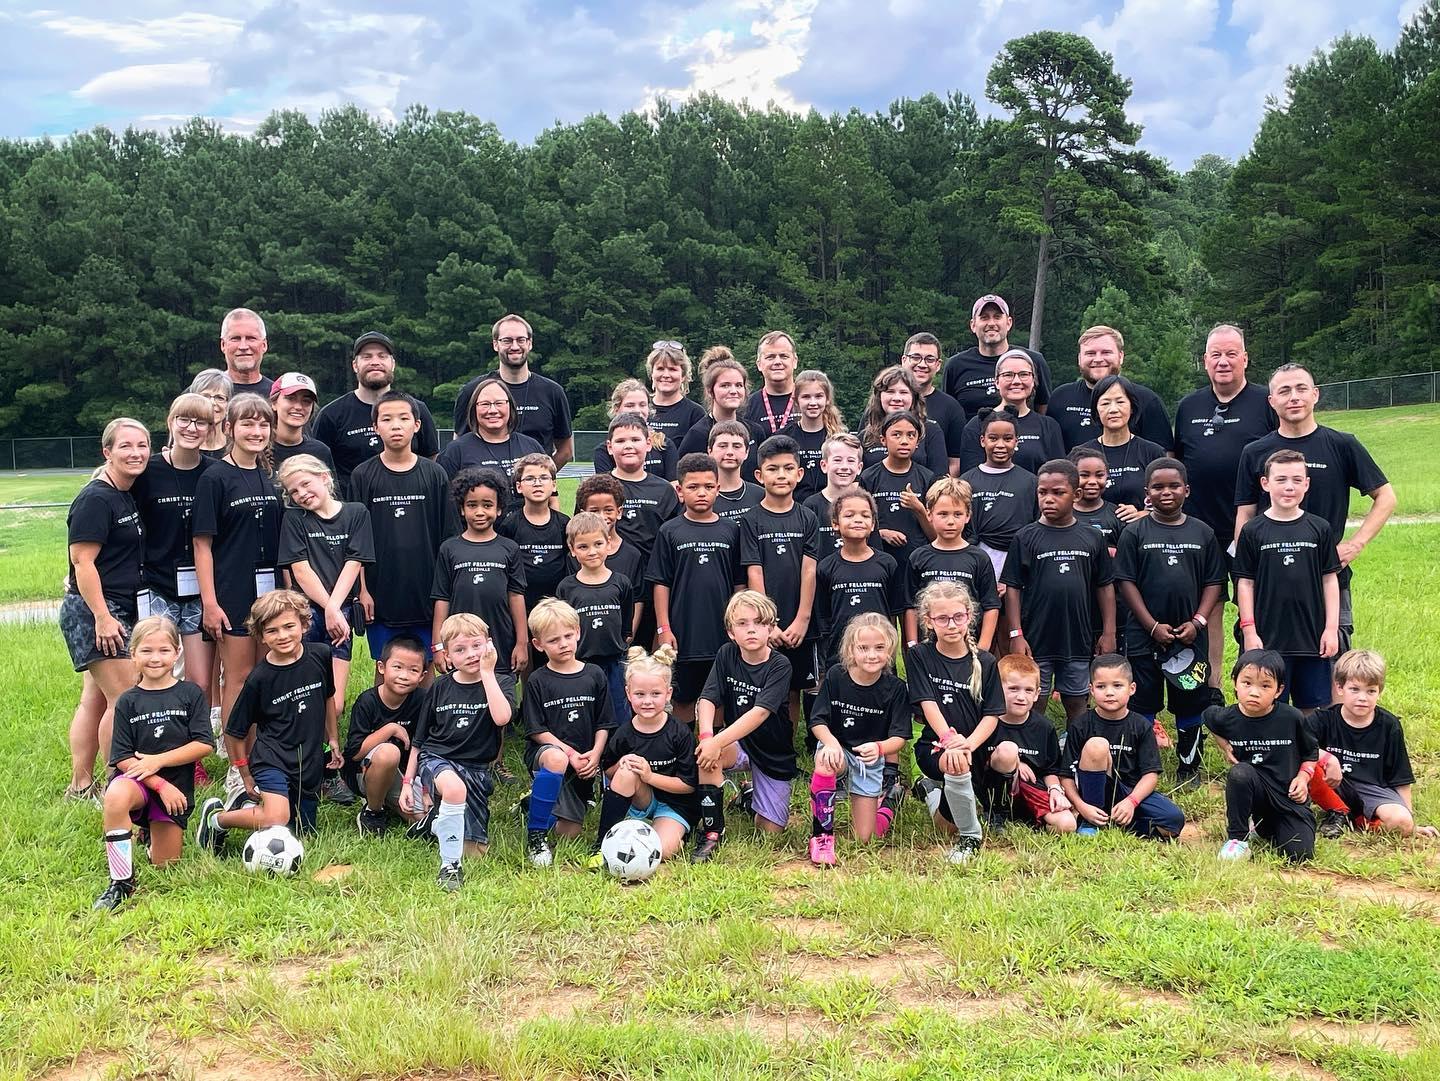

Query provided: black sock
[1177,725,1204,772]
[697,784,723,835]
[595,790,632,847]
[883,761,900,791]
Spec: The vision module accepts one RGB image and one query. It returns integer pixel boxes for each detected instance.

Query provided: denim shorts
[627,794,691,832]
[250,766,319,833]
[840,749,885,798]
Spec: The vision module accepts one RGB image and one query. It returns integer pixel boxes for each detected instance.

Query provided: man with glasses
[452,314,573,469]
[1172,324,1277,699]
[899,332,965,476]
[943,294,1053,420]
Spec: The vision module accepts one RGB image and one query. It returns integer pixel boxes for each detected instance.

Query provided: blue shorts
[365,622,433,664]
[1279,656,1333,710]
[249,766,319,833]
[306,604,353,662]
[841,749,886,798]
[595,656,632,727]
[627,794,691,833]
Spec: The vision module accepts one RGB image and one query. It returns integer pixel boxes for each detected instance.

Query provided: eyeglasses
[929,613,970,626]
[901,353,938,364]
[201,393,228,404]
[996,371,1034,382]
[518,475,551,485]
[652,340,683,351]
[474,399,510,410]
[175,417,211,430]
[495,336,531,347]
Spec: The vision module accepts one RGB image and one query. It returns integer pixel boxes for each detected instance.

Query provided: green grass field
[3,418,1439,1080]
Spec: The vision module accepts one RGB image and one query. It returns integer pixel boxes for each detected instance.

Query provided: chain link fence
[1316,371,1439,411]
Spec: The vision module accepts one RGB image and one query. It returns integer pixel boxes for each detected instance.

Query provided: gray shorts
[416,753,494,844]
[59,592,134,672]
[147,591,203,637]
[1340,779,1405,820]
[357,748,405,807]
[522,741,595,824]
[1038,658,1091,699]
[730,747,793,828]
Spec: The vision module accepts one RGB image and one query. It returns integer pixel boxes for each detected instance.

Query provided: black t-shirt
[314,391,439,493]
[342,685,423,764]
[1233,512,1341,656]
[905,644,1004,746]
[745,389,799,435]
[567,539,648,597]
[1001,520,1114,660]
[740,503,820,632]
[700,643,796,779]
[229,374,275,402]
[594,438,679,481]
[431,535,527,667]
[1073,503,1123,551]
[415,672,505,767]
[815,549,902,663]
[1173,382,1276,540]
[646,516,742,661]
[225,643,335,790]
[557,572,635,662]
[1078,436,1168,514]
[905,544,1001,612]
[943,346,1053,417]
[109,681,211,803]
[958,409,1066,474]
[677,416,768,476]
[962,465,1038,551]
[779,422,829,504]
[191,460,284,616]
[809,665,911,750]
[521,663,616,748]
[279,503,375,602]
[715,482,765,525]
[1048,378,1172,451]
[860,460,935,569]
[134,455,215,597]
[601,713,699,822]
[650,397,706,452]
[1062,708,1161,789]
[437,431,546,479]
[1205,702,1318,797]
[66,478,144,612]
[348,455,456,626]
[1305,706,1415,789]
[924,389,968,458]
[615,473,680,557]
[1113,515,1227,654]
[803,491,842,557]
[983,710,1063,779]
[862,420,948,477]
[271,436,336,476]
[499,508,571,601]
[453,372,572,451]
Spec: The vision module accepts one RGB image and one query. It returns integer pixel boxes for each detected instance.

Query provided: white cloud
[75,62,214,104]
[37,13,242,53]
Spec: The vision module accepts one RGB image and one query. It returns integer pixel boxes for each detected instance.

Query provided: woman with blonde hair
[593,378,678,479]
[646,340,704,451]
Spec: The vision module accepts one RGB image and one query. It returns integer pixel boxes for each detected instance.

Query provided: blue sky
[1,1,1426,168]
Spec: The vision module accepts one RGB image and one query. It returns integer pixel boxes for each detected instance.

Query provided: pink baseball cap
[269,372,318,400]
[972,294,1010,318]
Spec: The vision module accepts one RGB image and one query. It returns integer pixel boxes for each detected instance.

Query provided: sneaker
[691,831,722,864]
[511,792,532,819]
[1319,809,1349,840]
[728,780,754,816]
[437,861,464,891]
[223,766,245,804]
[194,797,226,855]
[1151,719,1173,749]
[1076,824,1100,837]
[1173,767,1203,793]
[1218,838,1251,861]
[356,806,389,837]
[406,800,439,843]
[321,774,358,806]
[63,780,101,805]
[884,778,907,808]
[910,776,937,802]
[493,761,518,785]
[526,830,553,868]
[93,878,134,912]
[224,787,258,814]
[946,836,982,865]
[809,834,836,867]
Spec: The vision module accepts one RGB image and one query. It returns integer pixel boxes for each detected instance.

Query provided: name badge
[137,589,153,617]
[255,567,277,595]
[176,565,199,598]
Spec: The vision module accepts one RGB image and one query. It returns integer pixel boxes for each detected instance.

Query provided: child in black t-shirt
[557,511,640,727]
[695,592,796,859]
[501,452,570,670]
[980,654,1076,834]
[572,474,649,601]
[781,369,844,504]
[710,420,765,524]
[803,432,863,557]
[1204,649,1319,862]
[609,412,680,558]
[814,487,902,669]
[401,613,514,891]
[1060,655,1184,841]
[905,581,1004,864]
[808,614,911,866]
[1069,447,1123,553]
[903,477,1000,652]
[1002,458,1116,722]
[521,599,616,867]
[962,409,1038,585]
[197,590,340,854]
[95,617,214,911]
[590,645,698,864]
[859,410,936,580]
[346,633,427,837]
[1305,649,1434,839]
[649,453,742,721]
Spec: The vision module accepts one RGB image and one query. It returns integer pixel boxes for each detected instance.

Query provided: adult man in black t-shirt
[1233,363,1395,649]
[942,294,1053,419]
[1046,325,1172,451]
[218,307,274,401]
[1172,324,1277,686]
[900,332,964,476]
[315,331,440,494]
[452,314,573,469]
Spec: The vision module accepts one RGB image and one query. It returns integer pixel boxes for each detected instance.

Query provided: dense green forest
[1,9,1437,439]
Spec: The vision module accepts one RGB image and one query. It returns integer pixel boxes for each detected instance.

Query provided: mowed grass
[1323,404,1440,517]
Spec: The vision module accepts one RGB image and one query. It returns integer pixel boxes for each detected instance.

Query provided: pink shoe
[1151,719,1172,749]
[809,834,836,867]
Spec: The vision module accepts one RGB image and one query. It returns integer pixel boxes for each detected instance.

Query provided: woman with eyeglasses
[1079,374,1168,522]
[186,369,232,457]
[647,341,705,452]
[958,349,1065,473]
[437,375,545,480]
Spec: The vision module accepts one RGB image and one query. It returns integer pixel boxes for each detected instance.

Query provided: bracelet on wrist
[1238,619,1255,629]
[1008,628,1024,639]
[1191,612,1208,627]
[231,759,248,769]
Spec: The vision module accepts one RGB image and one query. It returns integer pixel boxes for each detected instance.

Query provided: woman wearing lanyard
[437,375,544,480]
[958,349,1066,473]
[61,418,151,801]
[192,395,283,733]
[1080,374,1168,521]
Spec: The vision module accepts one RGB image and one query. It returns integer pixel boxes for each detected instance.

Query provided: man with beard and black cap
[451,314,574,469]
[315,331,440,495]
[943,294,1053,420]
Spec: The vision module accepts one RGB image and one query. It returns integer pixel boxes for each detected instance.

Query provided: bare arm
[1339,483,1396,565]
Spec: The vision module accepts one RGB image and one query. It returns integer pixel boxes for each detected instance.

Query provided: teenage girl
[783,369,846,504]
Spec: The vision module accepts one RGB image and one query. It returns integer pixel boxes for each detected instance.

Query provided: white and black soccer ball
[600,819,662,883]
[242,826,304,877]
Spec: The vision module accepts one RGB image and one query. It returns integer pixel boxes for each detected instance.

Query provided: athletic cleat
[1173,767,1203,793]
[1218,838,1251,861]
[356,807,389,837]
[1076,824,1100,837]
[691,831,722,863]
[493,761,518,785]
[946,836,982,865]
[1151,719,1173,749]
[511,792,532,819]
[93,878,135,912]
[809,834,837,867]
[406,800,439,843]
[194,797,226,855]
[728,780,754,816]
[437,861,464,891]
[526,830,553,868]
[1319,809,1349,840]
[321,775,358,806]
[585,850,606,871]
[911,776,937,802]
[224,787,259,814]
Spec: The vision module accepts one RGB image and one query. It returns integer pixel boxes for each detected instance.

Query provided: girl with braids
[592,378,678,480]
[905,581,1004,864]
[858,366,949,476]
[782,369,846,504]
[676,347,768,471]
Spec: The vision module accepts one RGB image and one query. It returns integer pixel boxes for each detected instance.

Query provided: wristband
[1191,612,1208,627]
[1149,621,1159,636]
[231,759,248,769]
[906,641,918,649]
[1299,763,1315,776]
[1009,628,1024,639]
[432,643,446,653]
[1238,619,1255,629]
[1124,795,1138,810]
[1048,784,1064,794]
[657,625,670,635]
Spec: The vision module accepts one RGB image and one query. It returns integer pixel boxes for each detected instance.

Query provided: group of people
[62,299,1428,911]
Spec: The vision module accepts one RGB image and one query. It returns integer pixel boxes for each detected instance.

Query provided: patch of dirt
[1287,1019,1418,1055]
[504,983,601,1029]
[1280,870,1440,920]
[41,1039,294,1081]
[773,916,847,940]
[789,947,950,986]
[716,1008,840,1043]
[1251,1054,1339,1081]
[1177,823,1206,846]
[312,863,354,882]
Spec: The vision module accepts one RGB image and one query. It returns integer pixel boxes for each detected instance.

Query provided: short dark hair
[1146,457,1187,484]
[371,389,417,424]
[1232,648,1286,687]
[1036,458,1079,489]
[608,411,650,437]
[979,406,1019,435]
[707,419,750,449]
[450,467,509,515]
[575,472,624,509]
[879,410,922,436]
[380,633,426,663]
[1067,445,1107,468]
[1089,653,1132,680]
[757,434,800,464]
[1263,448,1307,476]
[1089,373,1142,420]
[677,452,720,481]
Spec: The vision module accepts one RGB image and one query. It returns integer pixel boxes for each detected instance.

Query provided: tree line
[1,8,1437,441]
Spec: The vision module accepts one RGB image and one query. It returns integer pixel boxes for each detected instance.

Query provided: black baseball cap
[353,331,395,356]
